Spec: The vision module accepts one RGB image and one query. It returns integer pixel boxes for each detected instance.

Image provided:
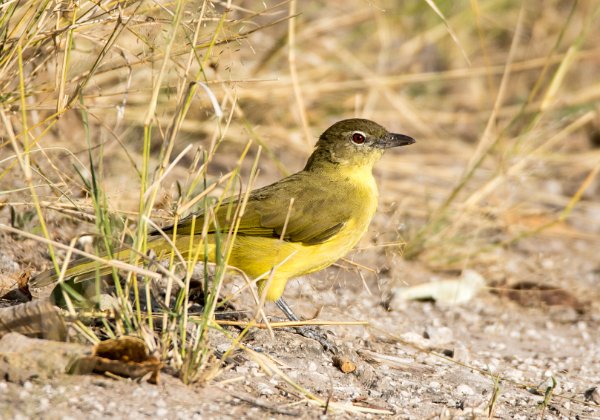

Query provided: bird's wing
[160,172,352,245]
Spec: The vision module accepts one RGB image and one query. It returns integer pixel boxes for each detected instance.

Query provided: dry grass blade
[214,319,368,329]
[287,0,312,148]
[1,0,599,417]
[423,0,471,66]
[0,224,162,282]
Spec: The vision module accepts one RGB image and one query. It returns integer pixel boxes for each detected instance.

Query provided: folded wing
[162,172,352,245]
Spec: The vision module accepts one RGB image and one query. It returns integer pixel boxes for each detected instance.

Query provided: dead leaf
[492,281,586,313]
[71,336,161,384]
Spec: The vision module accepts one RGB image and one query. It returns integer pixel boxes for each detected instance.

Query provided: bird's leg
[275,298,300,321]
[275,298,336,353]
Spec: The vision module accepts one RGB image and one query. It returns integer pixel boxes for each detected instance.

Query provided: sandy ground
[1,209,599,418]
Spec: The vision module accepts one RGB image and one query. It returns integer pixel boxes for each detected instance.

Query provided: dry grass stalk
[1,0,600,414]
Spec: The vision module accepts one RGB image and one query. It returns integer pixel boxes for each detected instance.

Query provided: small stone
[246,361,259,370]
[428,381,441,390]
[454,384,474,396]
[257,383,274,396]
[216,343,230,354]
[39,398,50,410]
[368,389,382,398]
[426,326,454,345]
[400,332,430,347]
[452,343,471,363]
[584,387,600,405]
[235,365,249,374]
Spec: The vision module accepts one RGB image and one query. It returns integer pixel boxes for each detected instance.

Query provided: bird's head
[305,119,415,171]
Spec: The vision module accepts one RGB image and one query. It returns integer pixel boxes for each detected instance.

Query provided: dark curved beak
[377,133,416,149]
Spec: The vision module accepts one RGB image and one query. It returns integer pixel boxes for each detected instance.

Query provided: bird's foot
[294,325,337,353]
[275,298,338,353]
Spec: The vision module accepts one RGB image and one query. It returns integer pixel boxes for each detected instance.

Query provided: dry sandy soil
[1,179,599,419]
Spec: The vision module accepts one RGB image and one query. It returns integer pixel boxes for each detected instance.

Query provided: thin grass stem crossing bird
[32,119,415,344]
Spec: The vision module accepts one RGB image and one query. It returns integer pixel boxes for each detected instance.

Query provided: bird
[31,119,415,326]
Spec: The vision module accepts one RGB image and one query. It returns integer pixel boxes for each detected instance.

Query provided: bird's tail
[30,235,202,289]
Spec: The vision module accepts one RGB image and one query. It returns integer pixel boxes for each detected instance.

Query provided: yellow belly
[169,213,375,302]
[227,222,364,301]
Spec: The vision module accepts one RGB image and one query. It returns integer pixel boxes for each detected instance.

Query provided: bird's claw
[295,326,337,353]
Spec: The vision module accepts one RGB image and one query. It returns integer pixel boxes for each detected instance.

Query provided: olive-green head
[305,119,415,171]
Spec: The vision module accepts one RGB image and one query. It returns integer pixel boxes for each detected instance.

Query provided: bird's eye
[352,132,366,144]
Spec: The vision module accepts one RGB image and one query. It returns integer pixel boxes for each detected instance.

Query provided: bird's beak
[377,133,416,149]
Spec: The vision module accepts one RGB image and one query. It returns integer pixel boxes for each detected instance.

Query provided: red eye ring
[352,132,365,144]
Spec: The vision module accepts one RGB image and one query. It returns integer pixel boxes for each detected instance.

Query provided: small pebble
[454,384,474,396]
[257,383,274,396]
[428,381,441,390]
[584,387,600,405]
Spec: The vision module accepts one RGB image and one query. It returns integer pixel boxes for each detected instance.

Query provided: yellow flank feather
[31,119,415,304]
